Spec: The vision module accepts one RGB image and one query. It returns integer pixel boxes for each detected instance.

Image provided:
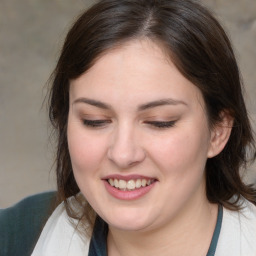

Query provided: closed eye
[83,119,111,128]
[144,120,176,128]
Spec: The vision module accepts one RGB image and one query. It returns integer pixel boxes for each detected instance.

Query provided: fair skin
[67,39,231,256]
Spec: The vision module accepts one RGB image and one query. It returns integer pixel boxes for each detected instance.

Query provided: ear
[207,111,234,158]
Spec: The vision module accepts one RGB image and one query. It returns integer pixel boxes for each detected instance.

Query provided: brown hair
[49,0,256,234]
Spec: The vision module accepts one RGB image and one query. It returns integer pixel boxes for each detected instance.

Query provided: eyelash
[144,121,176,128]
[82,119,176,129]
[82,119,111,127]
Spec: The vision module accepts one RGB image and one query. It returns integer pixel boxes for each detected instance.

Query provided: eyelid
[144,120,177,128]
[82,119,112,128]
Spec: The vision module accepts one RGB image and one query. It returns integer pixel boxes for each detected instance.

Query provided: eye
[82,119,111,128]
[144,120,176,128]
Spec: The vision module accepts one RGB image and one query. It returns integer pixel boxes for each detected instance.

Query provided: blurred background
[0,0,255,208]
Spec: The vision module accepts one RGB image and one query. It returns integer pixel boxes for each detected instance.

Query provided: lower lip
[103,180,156,200]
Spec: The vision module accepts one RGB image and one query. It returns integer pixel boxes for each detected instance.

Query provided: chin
[109,219,151,232]
[101,208,156,232]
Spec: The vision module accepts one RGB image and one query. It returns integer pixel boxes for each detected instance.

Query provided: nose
[107,124,146,169]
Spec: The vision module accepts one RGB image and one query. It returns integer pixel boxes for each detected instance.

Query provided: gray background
[0,0,255,208]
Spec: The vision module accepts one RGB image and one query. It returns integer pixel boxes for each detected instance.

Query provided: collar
[88,205,223,256]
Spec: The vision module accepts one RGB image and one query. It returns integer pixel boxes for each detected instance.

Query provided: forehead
[69,39,204,109]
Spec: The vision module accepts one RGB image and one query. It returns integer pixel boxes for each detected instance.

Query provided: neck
[107,197,218,256]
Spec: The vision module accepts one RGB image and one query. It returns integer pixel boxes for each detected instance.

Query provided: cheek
[67,123,106,176]
[148,128,210,175]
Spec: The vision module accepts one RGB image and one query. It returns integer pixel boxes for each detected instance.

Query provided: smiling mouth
[107,178,156,191]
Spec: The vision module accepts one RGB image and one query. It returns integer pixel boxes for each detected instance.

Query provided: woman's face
[68,40,216,232]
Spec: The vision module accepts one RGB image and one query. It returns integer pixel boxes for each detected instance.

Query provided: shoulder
[216,198,256,256]
[0,191,57,256]
[32,198,90,256]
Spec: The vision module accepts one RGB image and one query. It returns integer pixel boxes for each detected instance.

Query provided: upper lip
[102,174,157,181]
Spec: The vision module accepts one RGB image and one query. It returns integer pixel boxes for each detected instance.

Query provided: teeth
[114,179,119,188]
[127,180,135,190]
[119,180,126,189]
[108,178,154,191]
[135,179,141,188]
[141,179,147,187]
[109,179,114,186]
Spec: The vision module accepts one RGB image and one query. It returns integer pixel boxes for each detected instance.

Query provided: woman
[32,0,256,255]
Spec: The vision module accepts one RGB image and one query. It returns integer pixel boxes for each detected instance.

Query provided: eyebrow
[138,98,187,111]
[72,97,187,111]
[73,98,113,110]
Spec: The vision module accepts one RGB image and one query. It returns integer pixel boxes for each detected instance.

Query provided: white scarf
[32,197,256,256]
[31,203,89,256]
[215,199,256,256]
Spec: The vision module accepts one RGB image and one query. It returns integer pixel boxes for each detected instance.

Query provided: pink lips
[102,175,157,200]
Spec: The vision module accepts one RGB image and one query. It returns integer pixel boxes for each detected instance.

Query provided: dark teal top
[0,191,57,256]
[89,205,223,256]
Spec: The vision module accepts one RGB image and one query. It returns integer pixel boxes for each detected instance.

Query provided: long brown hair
[49,0,256,234]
